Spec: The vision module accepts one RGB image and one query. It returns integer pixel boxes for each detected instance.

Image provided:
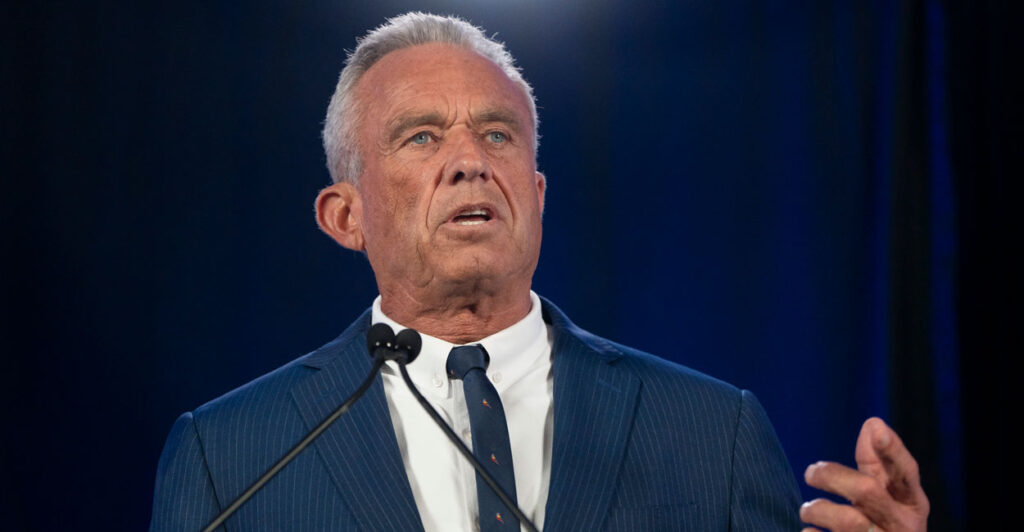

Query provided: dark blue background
[4,1,1019,530]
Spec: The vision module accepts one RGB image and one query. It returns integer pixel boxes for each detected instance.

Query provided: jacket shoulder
[542,294,743,408]
[541,294,740,394]
[593,330,740,396]
[189,309,370,439]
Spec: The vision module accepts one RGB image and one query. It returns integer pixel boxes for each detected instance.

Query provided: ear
[535,171,547,214]
[315,181,365,251]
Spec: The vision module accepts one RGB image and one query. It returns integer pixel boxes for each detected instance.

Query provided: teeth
[452,208,490,226]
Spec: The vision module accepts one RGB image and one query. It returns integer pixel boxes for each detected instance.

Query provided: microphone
[368,322,398,358]
[393,327,422,364]
[393,328,539,532]
[202,323,396,532]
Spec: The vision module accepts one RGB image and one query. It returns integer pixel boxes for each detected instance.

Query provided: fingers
[805,418,930,532]
[805,461,902,528]
[805,462,894,513]
[800,498,874,532]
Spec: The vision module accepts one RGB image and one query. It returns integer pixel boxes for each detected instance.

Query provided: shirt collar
[372,291,548,397]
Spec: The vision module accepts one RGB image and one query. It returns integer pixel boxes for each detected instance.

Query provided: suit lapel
[290,312,424,532]
[541,300,640,531]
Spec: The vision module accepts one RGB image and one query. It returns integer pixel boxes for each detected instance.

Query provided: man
[150,12,929,531]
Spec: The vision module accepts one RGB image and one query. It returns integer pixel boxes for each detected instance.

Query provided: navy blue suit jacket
[150,299,801,530]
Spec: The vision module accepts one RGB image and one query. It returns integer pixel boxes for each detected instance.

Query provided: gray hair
[322,12,539,184]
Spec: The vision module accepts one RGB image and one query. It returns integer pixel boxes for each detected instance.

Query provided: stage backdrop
[5,1,1018,530]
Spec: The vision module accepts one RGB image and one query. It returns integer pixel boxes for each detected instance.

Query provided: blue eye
[487,131,508,143]
[410,132,431,145]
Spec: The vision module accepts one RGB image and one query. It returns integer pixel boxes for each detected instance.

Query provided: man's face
[348,43,545,298]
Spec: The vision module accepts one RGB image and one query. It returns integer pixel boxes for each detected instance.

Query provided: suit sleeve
[728,390,802,530]
[150,411,224,532]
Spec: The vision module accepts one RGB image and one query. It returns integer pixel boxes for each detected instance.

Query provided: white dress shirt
[373,291,554,532]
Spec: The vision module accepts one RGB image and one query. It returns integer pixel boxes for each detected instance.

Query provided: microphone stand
[396,361,540,532]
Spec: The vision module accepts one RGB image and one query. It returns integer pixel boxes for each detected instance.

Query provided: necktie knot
[446,345,490,380]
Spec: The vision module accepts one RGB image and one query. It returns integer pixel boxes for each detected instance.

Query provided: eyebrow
[385,112,447,144]
[472,107,526,133]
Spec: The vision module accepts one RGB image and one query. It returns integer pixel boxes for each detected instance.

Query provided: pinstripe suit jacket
[150,298,801,531]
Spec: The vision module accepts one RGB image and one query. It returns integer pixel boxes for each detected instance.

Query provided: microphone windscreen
[395,328,423,364]
[366,323,396,355]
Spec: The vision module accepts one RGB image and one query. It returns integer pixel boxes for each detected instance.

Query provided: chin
[443,261,499,282]
[436,257,508,284]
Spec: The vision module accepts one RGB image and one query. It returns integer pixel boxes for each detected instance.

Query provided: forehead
[353,43,532,128]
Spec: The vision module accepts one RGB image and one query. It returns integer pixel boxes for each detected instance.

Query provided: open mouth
[450,208,493,226]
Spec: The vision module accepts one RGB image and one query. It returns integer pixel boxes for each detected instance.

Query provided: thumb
[864,418,925,505]
[855,417,888,478]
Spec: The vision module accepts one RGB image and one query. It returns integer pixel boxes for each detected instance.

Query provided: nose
[443,129,492,185]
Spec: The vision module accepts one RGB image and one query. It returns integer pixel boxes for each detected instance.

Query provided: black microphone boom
[201,323,397,532]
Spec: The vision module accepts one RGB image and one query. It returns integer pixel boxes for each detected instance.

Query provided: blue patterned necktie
[446,345,521,531]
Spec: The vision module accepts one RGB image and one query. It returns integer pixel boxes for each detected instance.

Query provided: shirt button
[463,429,472,442]
[491,372,502,384]
[432,375,443,388]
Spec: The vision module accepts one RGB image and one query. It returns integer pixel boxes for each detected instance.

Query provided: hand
[800,417,929,532]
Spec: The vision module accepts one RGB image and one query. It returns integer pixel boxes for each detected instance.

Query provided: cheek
[359,182,398,239]
[513,177,543,213]
[368,172,433,238]
[391,161,441,222]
